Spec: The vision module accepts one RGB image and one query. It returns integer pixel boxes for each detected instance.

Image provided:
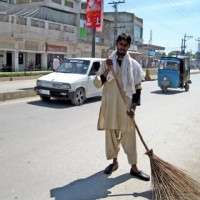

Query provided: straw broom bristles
[146,150,200,200]
[105,50,200,199]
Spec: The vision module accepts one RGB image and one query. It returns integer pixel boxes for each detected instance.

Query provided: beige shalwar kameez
[94,61,142,165]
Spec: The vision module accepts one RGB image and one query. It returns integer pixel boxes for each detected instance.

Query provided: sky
[99,0,200,54]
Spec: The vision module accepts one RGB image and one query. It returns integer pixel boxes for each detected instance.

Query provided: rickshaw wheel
[184,83,189,92]
[161,87,167,94]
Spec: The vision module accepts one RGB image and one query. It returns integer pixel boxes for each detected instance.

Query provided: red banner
[86,0,103,29]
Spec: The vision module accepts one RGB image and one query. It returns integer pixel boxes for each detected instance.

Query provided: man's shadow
[50,171,152,200]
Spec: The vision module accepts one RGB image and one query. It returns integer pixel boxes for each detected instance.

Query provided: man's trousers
[105,129,137,165]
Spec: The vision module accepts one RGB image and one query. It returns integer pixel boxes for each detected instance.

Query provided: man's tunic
[94,61,137,133]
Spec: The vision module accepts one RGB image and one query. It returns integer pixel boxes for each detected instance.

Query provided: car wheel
[184,83,189,91]
[40,95,51,101]
[70,88,86,106]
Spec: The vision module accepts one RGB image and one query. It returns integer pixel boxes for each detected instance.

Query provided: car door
[86,61,102,97]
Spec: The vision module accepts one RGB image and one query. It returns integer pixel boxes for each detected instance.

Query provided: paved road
[0,69,199,102]
[0,74,200,200]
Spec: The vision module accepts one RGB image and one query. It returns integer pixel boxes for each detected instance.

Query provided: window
[134,24,142,39]
[19,53,23,64]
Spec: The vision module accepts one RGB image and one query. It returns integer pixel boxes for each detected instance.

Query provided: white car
[35,58,105,105]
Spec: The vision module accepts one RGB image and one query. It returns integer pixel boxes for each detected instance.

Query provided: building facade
[0,0,108,72]
[0,0,164,71]
[103,12,143,49]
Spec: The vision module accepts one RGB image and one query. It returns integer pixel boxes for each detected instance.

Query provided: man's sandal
[104,163,119,174]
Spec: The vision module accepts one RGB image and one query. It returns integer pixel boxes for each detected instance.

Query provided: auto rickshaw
[157,56,192,93]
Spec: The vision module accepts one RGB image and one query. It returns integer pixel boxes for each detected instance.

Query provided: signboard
[86,0,103,30]
[47,45,67,53]
[148,50,155,56]
[80,19,87,40]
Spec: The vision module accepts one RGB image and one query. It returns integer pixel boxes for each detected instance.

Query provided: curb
[0,89,36,102]
[0,75,42,82]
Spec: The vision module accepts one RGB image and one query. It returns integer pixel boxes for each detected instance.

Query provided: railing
[0,13,77,42]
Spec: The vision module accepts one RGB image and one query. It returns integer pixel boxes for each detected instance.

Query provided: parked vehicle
[35,58,105,105]
[158,56,192,93]
[1,64,12,72]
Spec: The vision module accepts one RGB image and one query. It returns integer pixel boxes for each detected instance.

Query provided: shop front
[46,43,68,70]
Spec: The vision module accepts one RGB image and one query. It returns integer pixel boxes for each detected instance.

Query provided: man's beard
[117,49,126,56]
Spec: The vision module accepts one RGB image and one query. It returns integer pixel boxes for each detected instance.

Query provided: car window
[89,62,100,75]
[56,59,90,74]
[57,63,73,73]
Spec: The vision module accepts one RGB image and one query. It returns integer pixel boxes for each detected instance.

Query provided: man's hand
[127,103,137,118]
[103,59,113,77]
[106,58,113,68]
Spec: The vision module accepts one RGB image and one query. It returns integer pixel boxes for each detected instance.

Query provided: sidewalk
[0,79,37,101]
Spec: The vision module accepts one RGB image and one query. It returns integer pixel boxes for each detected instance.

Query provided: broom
[105,50,200,200]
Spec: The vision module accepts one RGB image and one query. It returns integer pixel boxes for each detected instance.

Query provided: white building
[0,0,160,71]
[0,0,107,71]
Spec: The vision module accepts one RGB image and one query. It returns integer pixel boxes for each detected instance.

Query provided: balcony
[0,13,77,43]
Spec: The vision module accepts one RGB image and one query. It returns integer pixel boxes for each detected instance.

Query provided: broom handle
[106,52,150,152]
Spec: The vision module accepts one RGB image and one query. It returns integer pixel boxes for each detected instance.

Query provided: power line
[165,0,200,26]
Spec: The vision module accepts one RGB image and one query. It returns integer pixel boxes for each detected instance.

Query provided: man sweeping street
[94,33,150,181]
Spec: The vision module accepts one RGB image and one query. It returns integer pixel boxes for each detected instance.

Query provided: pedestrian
[53,56,60,70]
[94,33,150,181]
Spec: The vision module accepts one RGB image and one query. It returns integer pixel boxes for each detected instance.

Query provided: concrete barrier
[0,75,42,82]
[0,89,36,101]
[145,68,158,81]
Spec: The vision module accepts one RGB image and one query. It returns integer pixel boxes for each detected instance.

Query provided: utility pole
[108,0,125,48]
[181,38,184,53]
[195,38,200,53]
[147,30,152,68]
[181,33,193,54]
[91,28,96,57]
[196,38,200,68]
[149,29,152,45]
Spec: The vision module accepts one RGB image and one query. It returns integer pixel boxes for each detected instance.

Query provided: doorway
[6,52,12,71]
[35,54,41,70]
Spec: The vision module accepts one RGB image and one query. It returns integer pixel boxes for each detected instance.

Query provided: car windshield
[159,60,180,70]
[56,59,90,75]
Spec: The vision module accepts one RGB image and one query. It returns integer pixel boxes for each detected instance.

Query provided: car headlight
[37,80,42,86]
[61,83,71,90]
[163,76,168,81]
